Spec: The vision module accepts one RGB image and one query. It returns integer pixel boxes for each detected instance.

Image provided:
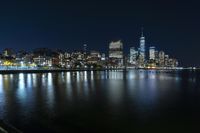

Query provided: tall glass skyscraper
[140,29,145,59]
[139,28,145,67]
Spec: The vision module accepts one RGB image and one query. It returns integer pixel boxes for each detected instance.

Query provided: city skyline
[0,31,179,70]
[0,29,180,68]
[0,25,194,67]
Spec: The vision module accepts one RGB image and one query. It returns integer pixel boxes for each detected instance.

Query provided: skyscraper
[149,46,155,60]
[159,51,165,67]
[138,28,146,67]
[109,40,123,66]
[129,47,138,65]
[83,44,87,54]
[155,50,159,65]
[164,54,169,67]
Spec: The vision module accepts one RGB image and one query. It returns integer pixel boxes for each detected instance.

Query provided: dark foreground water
[0,70,200,133]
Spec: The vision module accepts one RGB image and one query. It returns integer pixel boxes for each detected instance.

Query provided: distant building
[71,51,84,61]
[149,46,155,60]
[155,50,159,65]
[3,48,15,57]
[59,53,65,67]
[138,29,146,67]
[87,51,101,64]
[101,53,106,61]
[83,44,87,54]
[164,54,169,67]
[159,51,165,67]
[129,47,138,65]
[64,52,71,58]
[168,58,178,68]
[109,40,123,66]
[33,56,47,66]
[90,51,101,58]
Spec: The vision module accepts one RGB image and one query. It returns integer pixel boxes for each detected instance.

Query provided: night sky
[0,0,200,66]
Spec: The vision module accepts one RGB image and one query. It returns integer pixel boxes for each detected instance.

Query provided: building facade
[129,47,138,65]
[109,40,123,67]
[138,29,145,67]
[149,46,155,60]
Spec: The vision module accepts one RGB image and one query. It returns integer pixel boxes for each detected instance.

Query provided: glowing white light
[0,75,3,93]
[32,74,37,87]
[47,73,52,87]
[84,71,87,81]
[76,72,80,82]
[19,73,25,89]
[46,73,54,110]
[91,71,94,80]
[17,73,26,103]
[66,72,71,83]
[27,74,32,88]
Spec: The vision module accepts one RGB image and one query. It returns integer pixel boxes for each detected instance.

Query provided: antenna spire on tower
[141,27,144,37]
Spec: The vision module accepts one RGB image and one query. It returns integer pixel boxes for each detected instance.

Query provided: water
[0,70,200,133]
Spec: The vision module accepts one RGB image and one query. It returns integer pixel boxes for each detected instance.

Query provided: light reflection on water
[0,70,199,132]
[0,75,5,118]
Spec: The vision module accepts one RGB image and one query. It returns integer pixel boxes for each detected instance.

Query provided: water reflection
[0,75,4,93]
[17,73,26,103]
[46,73,54,111]
[27,74,32,88]
[0,75,6,119]
[0,71,190,108]
[0,70,199,132]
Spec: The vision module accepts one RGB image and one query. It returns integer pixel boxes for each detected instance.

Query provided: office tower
[138,28,145,67]
[154,50,159,65]
[129,47,138,65]
[159,51,165,67]
[83,44,87,54]
[87,51,101,64]
[101,53,106,61]
[164,54,169,67]
[109,40,123,66]
[149,46,155,60]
